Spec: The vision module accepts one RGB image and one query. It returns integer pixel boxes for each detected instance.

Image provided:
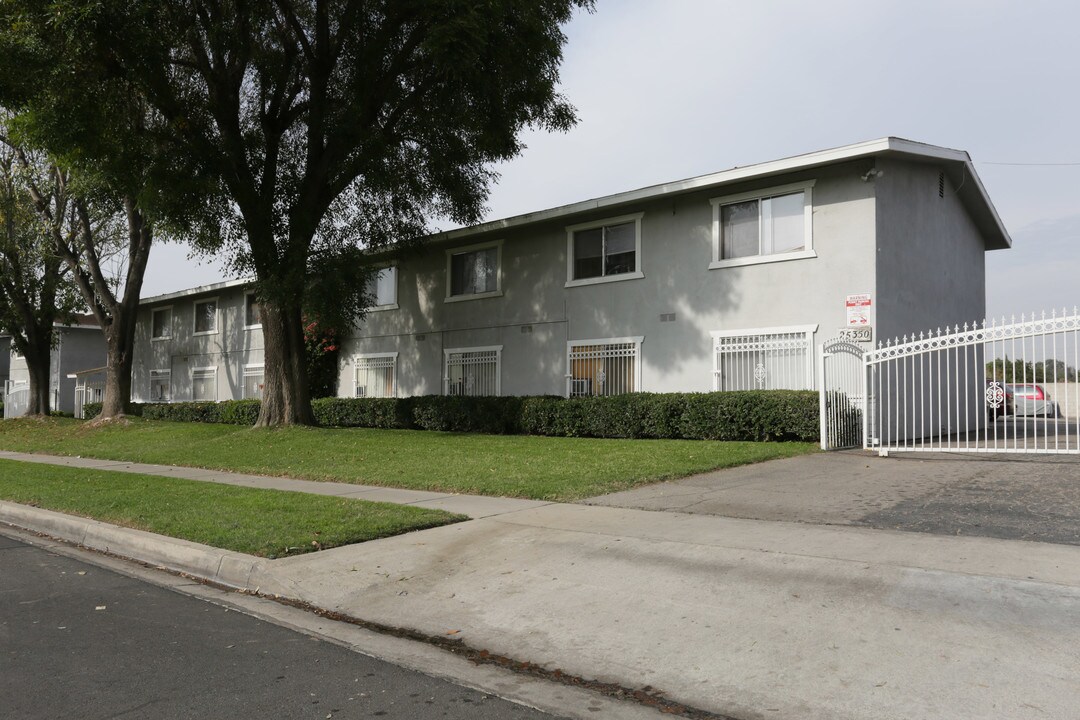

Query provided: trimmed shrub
[80,391,820,442]
[312,397,411,429]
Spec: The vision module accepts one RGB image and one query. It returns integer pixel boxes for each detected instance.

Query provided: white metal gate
[3,386,29,418]
[820,309,1080,455]
[818,339,866,450]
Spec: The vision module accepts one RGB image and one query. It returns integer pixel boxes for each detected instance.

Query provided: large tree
[0,11,210,419]
[0,144,82,416]
[26,0,591,426]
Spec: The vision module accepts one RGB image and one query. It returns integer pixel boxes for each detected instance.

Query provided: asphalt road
[0,534,564,720]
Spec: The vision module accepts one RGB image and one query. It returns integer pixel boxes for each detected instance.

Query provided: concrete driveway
[584,450,1080,546]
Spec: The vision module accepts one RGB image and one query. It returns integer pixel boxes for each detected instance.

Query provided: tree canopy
[2,0,591,425]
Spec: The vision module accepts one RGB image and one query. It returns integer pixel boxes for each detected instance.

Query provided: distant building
[3,317,107,417]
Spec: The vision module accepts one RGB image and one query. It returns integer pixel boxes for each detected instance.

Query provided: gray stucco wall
[340,160,880,397]
[133,286,264,402]
[874,158,989,342]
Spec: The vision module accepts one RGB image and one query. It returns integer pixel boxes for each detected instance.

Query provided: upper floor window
[151,307,172,340]
[194,299,218,335]
[244,293,262,328]
[446,241,501,301]
[365,267,398,309]
[710,181,815,269]
[565,213,644,287]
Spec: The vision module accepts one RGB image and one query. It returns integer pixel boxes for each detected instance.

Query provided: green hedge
[84,390,818,442]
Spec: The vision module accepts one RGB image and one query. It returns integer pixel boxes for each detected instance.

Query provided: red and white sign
[846,293,872,326]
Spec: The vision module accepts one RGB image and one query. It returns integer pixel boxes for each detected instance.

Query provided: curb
[0,500,280,592]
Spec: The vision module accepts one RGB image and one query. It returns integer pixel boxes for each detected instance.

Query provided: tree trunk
[99,320,135,419]
[23,343,53,417]
[255,300,316,427]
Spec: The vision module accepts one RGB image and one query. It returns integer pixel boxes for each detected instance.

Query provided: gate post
[818,342,828,450]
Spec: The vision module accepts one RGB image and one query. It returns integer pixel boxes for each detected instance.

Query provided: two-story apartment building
[133,138,1009,404]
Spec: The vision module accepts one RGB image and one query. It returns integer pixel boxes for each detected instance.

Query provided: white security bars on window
[149,370,171,402]
[445,348,500,396]
[713,328,814,391]
[568,340,639,397]
[242,366,264,400]
[192,368,216,402]
[355,355,396,398]
[864,309,1080,454]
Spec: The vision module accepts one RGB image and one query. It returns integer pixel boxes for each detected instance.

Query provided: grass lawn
[0,417,817,501]
[0,458,463,557]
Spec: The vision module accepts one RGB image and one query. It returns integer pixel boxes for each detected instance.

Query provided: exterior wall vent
[660,313,676,323]
[415,334,426,341]
[938,171,945,198]
[520,325,533,334]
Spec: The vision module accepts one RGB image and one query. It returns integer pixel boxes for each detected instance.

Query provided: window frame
[445,240,503,303]
[243,292,262,330]
[565,212,645,288]
[710,324,817,391]
[353,352,399,398]
[709,180,816,270]
[191,366,218,402]
[365,266,399,312]
[565,336,644,397]
[148,368,171,402]
[242,363,264,399]
[443,345,502,396]
[193,298,220,336]
[150,306,173,341]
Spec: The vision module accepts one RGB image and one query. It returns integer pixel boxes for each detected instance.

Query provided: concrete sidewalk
[3,451,1080,719]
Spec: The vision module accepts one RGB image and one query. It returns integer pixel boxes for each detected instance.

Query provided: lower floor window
[354,354,397,398]
[444,346,501,396]
[711,325,816,391]
[192,367,217,402]
[243,365,264,400]
[150,370,171,402]
[567,337,642,397]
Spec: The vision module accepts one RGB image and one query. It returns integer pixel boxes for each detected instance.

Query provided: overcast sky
[144,0,1080,324]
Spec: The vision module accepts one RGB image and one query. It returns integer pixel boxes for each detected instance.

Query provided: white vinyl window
[711,325,817,391]
[364,267,398,310]
[354,353,397,398]
[151,307,173,340]
[566,337,643,397]
[149,369,171,402]
[242,364,264,399]
[446,241,502,301]
[244,293,262,329]
[710,181,815,269]
[566,213,644,287]
[192,367,217,401]
[193,299,218,335]
[444,346,501,396]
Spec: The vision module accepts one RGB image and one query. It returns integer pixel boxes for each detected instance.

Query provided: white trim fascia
[425,137,1007,249]
[565,212,645,287]
[242,363,264,371]
[192,297,220,336]
[149,368,172,375]
[191,365,218,373]
[150,305,173,341]
[445,239,503,302]
[140,277,255,306]
[710,180,815,267]
[710,324,818,339]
